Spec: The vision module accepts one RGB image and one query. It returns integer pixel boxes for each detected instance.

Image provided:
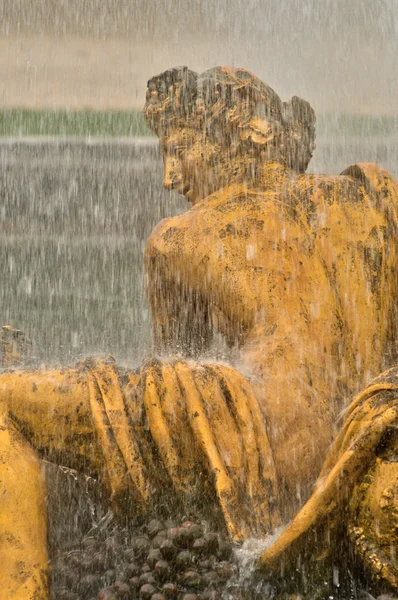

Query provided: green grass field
[0,108,396,138]
[0,109,153,137]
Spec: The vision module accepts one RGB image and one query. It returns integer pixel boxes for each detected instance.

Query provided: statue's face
[160,128,224,205]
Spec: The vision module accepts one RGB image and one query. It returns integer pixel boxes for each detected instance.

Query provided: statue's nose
[163,156,183,190]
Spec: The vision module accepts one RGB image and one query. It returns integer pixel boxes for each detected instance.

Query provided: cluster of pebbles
[50,517,242,600]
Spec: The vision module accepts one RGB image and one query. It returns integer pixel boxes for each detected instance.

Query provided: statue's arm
[144,219,214,357]
[341,162,398,206]
[0,355,280,541]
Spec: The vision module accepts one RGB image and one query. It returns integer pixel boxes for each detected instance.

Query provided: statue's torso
[145,163,398,506]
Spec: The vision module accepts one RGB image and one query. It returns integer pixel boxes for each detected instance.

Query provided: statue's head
[144,66,316,204]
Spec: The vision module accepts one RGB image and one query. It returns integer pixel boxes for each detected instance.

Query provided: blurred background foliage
[0,110,397,139]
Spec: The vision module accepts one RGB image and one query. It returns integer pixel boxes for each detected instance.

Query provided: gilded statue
[0,66,397,599]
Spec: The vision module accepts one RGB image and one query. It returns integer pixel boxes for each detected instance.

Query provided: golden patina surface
[0,66,397,598]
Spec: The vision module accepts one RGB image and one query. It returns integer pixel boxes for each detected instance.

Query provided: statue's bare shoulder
[146,184,281,280]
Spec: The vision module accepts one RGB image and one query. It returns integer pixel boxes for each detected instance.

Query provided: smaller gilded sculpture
[0,66,397,599]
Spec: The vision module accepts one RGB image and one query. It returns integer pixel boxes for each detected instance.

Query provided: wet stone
[129,576,141,590]
[160,539,178,560]
[147,519,165,538]
[192,538,207,555]
[141,564,152,574]
[197,559,212,570]
[162,582,179,598]
[180,570,202,588]
[184,524,203,540]
[167,527,180,541]
[176,550,192,569]
[98,588,118,600]
[113,579,131,597]
[176,527,193,547]
[152,533,167,549]
[216,561,234,581]
[139,572,157,586]
[124,562,141,578]
[164,519,178,529]
[155,559,170,580]
[139,583,157,599]
[132,536,151,558]
[202,571,219,586]
[147,549,163,568]
[50,515,237,600]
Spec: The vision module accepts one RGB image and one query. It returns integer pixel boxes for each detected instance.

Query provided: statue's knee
[0,409,48,599]
[0,409,41,475]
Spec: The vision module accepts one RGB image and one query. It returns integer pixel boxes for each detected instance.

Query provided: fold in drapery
[84,356,281,540]
[86,356,151,512]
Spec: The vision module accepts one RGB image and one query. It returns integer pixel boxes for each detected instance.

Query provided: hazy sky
[1,0,397,113]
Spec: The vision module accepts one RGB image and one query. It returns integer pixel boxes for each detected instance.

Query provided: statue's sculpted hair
[144,66,316,173]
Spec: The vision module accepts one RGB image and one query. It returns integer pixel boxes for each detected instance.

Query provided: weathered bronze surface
[0,66,397,598]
